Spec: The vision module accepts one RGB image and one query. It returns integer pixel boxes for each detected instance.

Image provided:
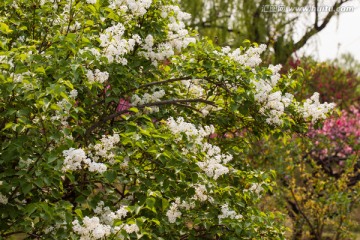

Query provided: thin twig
[289,187,319,239]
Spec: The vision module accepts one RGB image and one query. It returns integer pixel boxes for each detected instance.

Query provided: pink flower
[116,98,131,112]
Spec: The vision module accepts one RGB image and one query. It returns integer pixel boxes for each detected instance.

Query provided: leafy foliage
[0,0,333,239]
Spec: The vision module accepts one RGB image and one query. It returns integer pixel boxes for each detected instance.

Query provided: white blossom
[226,44,267,67]
[86,69,109,83]
[61,149,105,173]
[166,118,231,179]
[300,92,336,123]
[193,184,208,202]
[166,202,182,223]
[123,223,139,234]
[69,89,78,98]
[62,148,89,172]
[93,201,128,225]
[72,217,111,240]
[99,23,130,64]
[131,89,165,112]
[0,193,8,205]
[247,183,264,196]
[251,65,295,126]
[218,204,243,223]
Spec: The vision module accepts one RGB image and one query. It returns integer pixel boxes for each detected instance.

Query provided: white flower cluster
[131,88,165,113]
[251,64,294,125]
[127,0,152,16]
[218,204,243,223]
[164,5,195,50]
[123,224,140,234]
[0,193,8,205]
[166,117,215,144]
[69,89,78,98]
[62,133,120,173]
[251,64,334,125]
[88,134,120,164]
[165,197,197,223]
[131,89,165,105]
[86,69,109,83]
[98,1,195,66]
[197,142,233,180]
[166,202,182,223]
[300,92,336,123]
[99,23,132,65]
[245,183,264,196]
[193,184,208,202]
[62,148,107,173]
[94,201,128,225]
[73,216,111,240]
[166,117,232,180]
[181,79,204,98]
[268,64,282,86]
[73,201,139,239]
[109,0,152,16]
[138,5,196,66]
[221,44,267,68]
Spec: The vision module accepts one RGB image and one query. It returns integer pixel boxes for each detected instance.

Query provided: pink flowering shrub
[283,57,360,109]
[308,106,360,164]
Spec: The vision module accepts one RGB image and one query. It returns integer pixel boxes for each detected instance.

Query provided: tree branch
[126,76,193,93]
[289,187,319,239]
[293,0,351,51]
[85,98,216,136]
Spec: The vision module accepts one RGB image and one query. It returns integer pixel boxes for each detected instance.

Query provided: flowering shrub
[246,106,360,239]
[284,57,360,109]
[0,0,334,239]
[308,106,360,179]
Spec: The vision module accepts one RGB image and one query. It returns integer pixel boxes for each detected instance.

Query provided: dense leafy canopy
[0,0,335,239]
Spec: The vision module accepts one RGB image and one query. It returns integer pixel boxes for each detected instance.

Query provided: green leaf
[129,107,139,113]
[34,178,44,188]
[146,197,155,208]
[0,23,13,34]
[146,197,156,213]
[161,198,169,211]
[104,170,117,183]
[25,203,38,216]
[21,182,33,195]
[75,209,83,219]
[35,67,46,75]
[2,122,13,131]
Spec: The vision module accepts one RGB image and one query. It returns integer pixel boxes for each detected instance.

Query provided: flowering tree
[246,106,360,239]
[0,0,334,239]
[284,58,360,109]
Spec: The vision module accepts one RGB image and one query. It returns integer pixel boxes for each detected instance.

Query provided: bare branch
[293,0,351,51]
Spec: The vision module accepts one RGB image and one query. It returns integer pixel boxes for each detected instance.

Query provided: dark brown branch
[85,98,216,136]
[293,0,350,51]
[173,103,203,114]
[315,0,319,29]
[289,187,319,239]
[126,76,193,93]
